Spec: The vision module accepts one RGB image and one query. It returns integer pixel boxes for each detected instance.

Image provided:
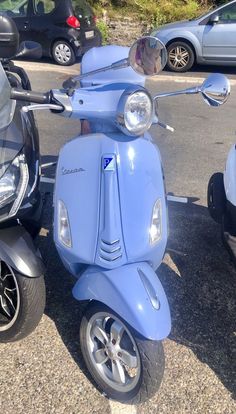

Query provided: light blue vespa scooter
[12,36,229,404]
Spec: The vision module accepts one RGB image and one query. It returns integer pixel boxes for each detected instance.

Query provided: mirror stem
[154,86,199,100]
[73,58,129,83]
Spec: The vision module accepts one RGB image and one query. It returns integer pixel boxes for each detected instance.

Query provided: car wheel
[207,172,226,224]
[52,41,76,66]
[167,41,195,72]
[0,261,45,342]
[80,302,165,404]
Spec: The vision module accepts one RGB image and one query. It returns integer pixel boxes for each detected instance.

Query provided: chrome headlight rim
[116,86,154,137]
[0,151,29,222]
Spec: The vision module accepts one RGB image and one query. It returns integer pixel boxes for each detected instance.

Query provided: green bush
[133,0,202,26]
[97,20,109,45]
[88,1,229,25]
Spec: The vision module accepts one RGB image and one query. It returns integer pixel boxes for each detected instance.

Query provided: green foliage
[88,1,217,24]
[134,0,202,26]
[97,20,109,45]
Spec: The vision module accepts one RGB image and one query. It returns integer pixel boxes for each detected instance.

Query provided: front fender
[72,262,171,340]
[0,225,45,277]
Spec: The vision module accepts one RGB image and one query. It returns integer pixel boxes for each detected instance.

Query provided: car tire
[52,40,76,66]
[207,172,226,224]
[167,41,195,72]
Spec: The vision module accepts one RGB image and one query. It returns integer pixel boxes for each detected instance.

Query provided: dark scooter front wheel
[207,172,226,223]
[80,302,165,404]
[0,261,45,342]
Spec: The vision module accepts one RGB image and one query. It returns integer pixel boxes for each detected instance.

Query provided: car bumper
[74,28,102,56]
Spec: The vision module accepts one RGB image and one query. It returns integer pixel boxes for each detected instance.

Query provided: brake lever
[157,121,175,133]
[22,104,63,113]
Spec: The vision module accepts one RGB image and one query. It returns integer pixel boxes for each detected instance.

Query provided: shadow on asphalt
[161,200,236,399]
[37,171,236,400]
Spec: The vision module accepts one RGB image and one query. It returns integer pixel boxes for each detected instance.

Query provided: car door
[202,2,236,61]
[0,0,31,42]
[28,0,56,54]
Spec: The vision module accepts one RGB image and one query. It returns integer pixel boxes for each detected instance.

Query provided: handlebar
[10,88,51,104]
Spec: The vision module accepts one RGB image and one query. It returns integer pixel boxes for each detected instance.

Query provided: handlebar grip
[10,88,51,104]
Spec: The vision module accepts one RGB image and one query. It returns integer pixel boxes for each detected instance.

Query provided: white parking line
[167,195,188,203]
[14,60,78,75]
[109,400,137,414]
[15,60,236,85]
[40,177,55,184]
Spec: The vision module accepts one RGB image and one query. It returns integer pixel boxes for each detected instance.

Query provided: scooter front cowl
[72,262,171,340]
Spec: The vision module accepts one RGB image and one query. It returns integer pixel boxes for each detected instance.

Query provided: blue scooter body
[53,44,171,341]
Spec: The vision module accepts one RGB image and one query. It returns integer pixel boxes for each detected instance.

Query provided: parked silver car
[151,0,236,72]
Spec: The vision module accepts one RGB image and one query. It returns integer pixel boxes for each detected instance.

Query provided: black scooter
[0,15,45,342]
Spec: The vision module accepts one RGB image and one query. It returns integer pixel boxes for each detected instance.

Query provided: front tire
[0,261,45,342]
[80,302,165,404]
[208,172,226,223]
[52,40,76,66]
[167,41,195,72]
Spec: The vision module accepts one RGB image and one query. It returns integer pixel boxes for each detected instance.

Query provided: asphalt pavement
[0,60,235,414]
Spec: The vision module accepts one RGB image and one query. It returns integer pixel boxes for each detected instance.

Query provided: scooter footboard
[72,262,171,340]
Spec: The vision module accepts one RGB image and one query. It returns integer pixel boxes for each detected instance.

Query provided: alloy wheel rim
[86,311,141,392]
[169,46,190,69]
[0,262,20,332]
[54,43,72,63]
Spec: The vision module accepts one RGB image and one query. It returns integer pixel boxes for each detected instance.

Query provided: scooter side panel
[72,262,171,340]
[117,132,167,269]
[54,134,103,269]
[224,144,236,206]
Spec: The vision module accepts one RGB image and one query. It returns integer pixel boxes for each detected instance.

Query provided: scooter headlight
[149,199,162,245]
[58,200,72,248]
[0,153,29,221]
[116,87,153,136]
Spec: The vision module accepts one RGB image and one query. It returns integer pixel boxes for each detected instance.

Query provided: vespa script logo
[61,167,85,176]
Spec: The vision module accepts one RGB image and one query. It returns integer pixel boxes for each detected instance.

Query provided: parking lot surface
[0,61,235,414]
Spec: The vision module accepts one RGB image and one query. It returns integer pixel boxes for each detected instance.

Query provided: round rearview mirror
[200,73,230,107]
[129,36,167,76]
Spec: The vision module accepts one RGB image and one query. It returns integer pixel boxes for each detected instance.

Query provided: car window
[72,0,93,18]
[0,0,28,17]
[33,0,55,15]
[218,3,236,23]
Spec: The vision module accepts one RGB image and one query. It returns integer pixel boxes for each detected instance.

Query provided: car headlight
[149,199,162,245]
[116,86,154,136]
[58,200,72,248]
[0,153,29,221]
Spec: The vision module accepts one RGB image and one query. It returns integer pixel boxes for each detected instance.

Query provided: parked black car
[0,0,102,65]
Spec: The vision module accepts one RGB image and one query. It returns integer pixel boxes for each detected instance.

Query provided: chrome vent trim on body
[99,239,122,262]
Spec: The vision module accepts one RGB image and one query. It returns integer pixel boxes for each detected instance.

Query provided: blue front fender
[72,262,171,340]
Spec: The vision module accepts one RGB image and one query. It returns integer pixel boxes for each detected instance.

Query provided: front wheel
[0,261,45,342]
[167,41,195,72]
[207,172,226,223]
[80,302,165,404]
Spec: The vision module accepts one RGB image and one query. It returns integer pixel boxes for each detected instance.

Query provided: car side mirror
[209,14,220,24]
